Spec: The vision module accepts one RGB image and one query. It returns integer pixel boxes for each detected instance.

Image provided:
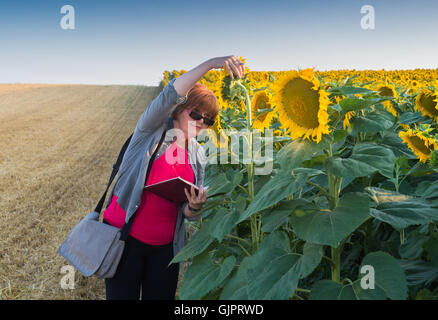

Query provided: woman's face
[174,108,213,140]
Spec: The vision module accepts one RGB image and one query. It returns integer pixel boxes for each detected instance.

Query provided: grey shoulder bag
[58,129,166,279]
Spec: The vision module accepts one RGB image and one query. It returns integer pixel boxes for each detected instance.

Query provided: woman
[101,56,245,300]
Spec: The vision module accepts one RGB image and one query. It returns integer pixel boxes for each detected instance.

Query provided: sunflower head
[398,128,438,163]
[251,90,275,132]
[375,81,399,117]
[271,68,331,143]
[377,85,397,98]
[410,79,420,88]
[272,129,284,150]
[415,89,438,123]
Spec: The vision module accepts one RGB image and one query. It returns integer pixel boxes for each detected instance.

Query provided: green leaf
[423,232,438,268]
[310,280,356,300]
[339,97,389,113]
[365,187,438,231]
[237,169,309,223]
[311,252,408,300]
[400,259,438,287]
[399,111,424,125]
[261,200,306,232]
[290,192,370,247]
[328,104,342,114]
[330,86,374,96]
[169,219,216,264]
[208,208,241,243]
[247,243,323,299]
[220,256,250,300]
[358,251,408,300]
[416,180,438,199]
[253,108,274,116]
[204,170,243,198]
[252,86,269,93]
[399,228,429,260]
[246,230,291,279]
[350,110,395,133]
[415,288,438,300]
[276,136,330,172]
[325,143,396,179]
[178,251,236,299]
[333,129,348,144]
[273,136,292,143]
[310,279,387,300]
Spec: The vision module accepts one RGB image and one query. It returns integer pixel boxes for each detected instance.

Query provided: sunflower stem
[234,80,261,253]
[306,181,330,201]
[327,143,344,283]
[331,237,347,284]
[327,144,340,210]
[331,245,342,283]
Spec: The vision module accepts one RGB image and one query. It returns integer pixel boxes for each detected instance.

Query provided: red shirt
[103,141,194,245]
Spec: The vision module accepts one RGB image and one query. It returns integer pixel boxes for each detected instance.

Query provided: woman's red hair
[171,82,219,120]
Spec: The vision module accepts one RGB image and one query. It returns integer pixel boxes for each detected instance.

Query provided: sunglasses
[185,109,215,126]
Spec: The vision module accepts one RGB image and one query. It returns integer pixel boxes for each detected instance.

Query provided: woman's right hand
[208,56,245,79]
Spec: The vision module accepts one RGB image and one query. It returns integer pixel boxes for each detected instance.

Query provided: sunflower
[375,81,399,117]
[251,90,275,132]
[271,69,331,143]
[162,70,171,86]
[398,129,438,163]
[248,71,271,89]
[333,95,344,104]
[273,129,284,150]
[343,111,355,130]
[209,113,229,149]
[208,70,228,110]
[409,79,420,90]
[415,89,438,123]
[216,70,244,110]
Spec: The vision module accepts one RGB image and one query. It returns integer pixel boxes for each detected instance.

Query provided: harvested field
[0,83,190,299]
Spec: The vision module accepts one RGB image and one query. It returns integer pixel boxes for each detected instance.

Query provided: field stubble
[0,83,191,299]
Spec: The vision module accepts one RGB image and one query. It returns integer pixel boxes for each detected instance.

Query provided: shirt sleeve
[136,78,188,133]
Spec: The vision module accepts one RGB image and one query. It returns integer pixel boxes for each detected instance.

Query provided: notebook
[144,176,209,203]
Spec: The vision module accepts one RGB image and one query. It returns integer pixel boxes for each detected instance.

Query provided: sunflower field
[164,62,438,300]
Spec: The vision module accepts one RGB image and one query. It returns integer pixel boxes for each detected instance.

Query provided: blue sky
[0,0,437,85]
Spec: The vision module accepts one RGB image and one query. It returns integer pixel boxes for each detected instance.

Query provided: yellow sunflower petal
[398,129,438,163]
[271,69,331,143]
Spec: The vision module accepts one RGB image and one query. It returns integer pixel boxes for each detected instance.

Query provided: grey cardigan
[104,78,205,259]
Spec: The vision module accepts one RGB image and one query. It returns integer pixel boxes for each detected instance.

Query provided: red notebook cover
[144,176,201,203]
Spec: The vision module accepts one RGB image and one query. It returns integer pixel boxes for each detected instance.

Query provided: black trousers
[103,219,180,300]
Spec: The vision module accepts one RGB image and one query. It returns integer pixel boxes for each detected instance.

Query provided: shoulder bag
[58,129,166,279]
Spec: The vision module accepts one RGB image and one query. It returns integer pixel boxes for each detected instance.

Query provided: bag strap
[119,128,168,241]
[94,133,133,214]
[95,126,168,241]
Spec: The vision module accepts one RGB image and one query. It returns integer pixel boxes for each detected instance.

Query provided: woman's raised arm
[135,56,245,133]
[174,56,245,96]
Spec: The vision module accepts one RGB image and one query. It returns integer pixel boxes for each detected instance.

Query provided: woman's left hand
[208,56,245,79]
[184,185,207,210]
